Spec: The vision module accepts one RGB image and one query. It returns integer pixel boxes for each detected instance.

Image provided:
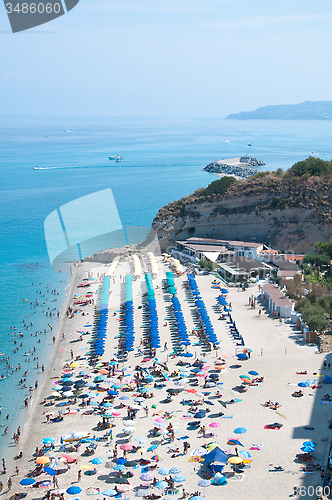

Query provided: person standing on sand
[7,477,12,491]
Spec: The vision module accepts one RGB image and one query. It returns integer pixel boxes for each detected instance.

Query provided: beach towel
[191,449,207,456]
[220,415,233,418]
[187,456,204,462]
[177,436,189,440]
[276,411,287,419]
[86,487,100,495]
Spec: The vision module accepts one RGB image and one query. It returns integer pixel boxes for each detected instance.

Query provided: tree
[301,304,328,333]
[288,156,332,177]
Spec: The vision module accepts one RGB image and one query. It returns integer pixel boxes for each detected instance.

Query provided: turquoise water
[0,115,332,455]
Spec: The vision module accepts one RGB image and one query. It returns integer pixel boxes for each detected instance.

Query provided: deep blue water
[0,115,332,455]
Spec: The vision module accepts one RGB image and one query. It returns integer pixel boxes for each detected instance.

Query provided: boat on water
[109,154,123,161]
[248,143,253,147]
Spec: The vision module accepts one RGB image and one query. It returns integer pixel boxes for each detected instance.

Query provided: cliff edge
[152,157,332,253]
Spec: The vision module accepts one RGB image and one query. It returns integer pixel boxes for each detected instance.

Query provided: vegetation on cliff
[154,157,332,222]
[281,239,332,333]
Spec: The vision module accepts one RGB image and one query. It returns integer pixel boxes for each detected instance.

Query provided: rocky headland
[152,157,332,253]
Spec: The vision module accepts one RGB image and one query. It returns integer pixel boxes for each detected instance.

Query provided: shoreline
[7,264,80,473]
[3,258,331,499]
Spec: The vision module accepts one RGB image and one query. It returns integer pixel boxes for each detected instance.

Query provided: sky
[1,0,332,117]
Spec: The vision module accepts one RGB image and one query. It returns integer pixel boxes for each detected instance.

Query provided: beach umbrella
[147,444,159,452]
[113,464,126,471]
[155,481,168,490]
[91,457,104,464]
[134,436,146,444]
[39,481,52,488]
[239,450,251,459]
[228,456,243,465]
[79,370,90,376]
[150,454,162,461]
[44,467,58,476]
[236,353,247,360]
[182,353,193,357]
[66,486,82,495]
[303,441,317,448]
[20,478,36,485]
[120,396,130,401]
[120,444,133,451]
[140,473,154,481]
[198,480,211,487]
[158,468,170,475]
[117,484,133,492]
[248,371,259,376]
[234,427,247,434]
[298,382,309,387]
[116,458,127,464]
[42,437,55,445]
[239,375,250,380]
[218,401,227,408]
[102,490,117,496]
[173,474,186,482]
[169,467,181,474]
[36,457,50,465]
[209,422,220,428]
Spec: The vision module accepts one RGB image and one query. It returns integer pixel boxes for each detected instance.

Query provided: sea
[0,115,332,457]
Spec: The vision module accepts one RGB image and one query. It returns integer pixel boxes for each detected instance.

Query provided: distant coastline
[225,100,332,120]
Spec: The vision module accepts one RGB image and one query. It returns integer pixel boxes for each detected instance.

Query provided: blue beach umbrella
[91,457,104,464]
[102,490,117,496]
[66,486,82,495]
[158,468,170,475]
[20,478,36,485]
[44,466,58,476]
[169,467,181,474]
[42,437,55,445]
[173,474,186,482]
[113,464,126,471]
[234,427,247,434]
[155,481,168,489]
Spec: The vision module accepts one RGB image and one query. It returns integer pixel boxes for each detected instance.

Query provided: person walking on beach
[7,477,12,492]
[78,470,82,482]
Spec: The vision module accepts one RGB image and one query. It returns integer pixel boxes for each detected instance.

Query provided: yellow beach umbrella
[70,363,79,368]
[228,456,242,465]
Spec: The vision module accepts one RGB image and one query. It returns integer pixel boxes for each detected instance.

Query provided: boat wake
[33,165,117,170]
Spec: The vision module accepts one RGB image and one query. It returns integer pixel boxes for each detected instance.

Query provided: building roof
[219,256,274,274]
[283,254,304,262]
[277,270,300,278]
[184,237,263,248]
[176,241,229,253]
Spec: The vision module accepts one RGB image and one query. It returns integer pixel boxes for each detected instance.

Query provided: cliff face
[152,167,332,253]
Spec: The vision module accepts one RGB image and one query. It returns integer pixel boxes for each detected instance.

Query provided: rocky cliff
[152,158,332,253]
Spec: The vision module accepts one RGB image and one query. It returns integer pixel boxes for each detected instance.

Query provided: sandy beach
[3,257,331,500]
